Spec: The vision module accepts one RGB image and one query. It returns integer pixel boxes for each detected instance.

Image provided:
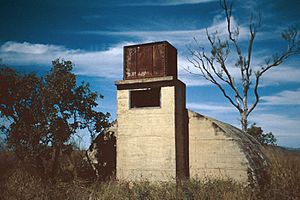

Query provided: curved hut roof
[188,110,269,186]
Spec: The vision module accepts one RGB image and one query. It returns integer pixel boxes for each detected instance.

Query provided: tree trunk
[241,112,248,133]
[51,145,61,178]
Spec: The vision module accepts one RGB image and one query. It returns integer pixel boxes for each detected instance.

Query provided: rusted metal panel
[124,47,137,79]
[153,43,165,76]
[137,45,152,77]
[123,41,177,80]
[166,42,177,78]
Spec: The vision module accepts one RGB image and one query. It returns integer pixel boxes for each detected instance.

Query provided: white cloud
[0,16,243,83]
[187,102,234,112]
[177,56,212,86]
[1,14,299,86]
[2,41,297,88]
[179,74,211,86]
[247,111,300,147]
[0,41,133,79]
[0,41,68,55]
[121,0,217,6]
[79,30,199,47]
[261,66,300,84]
[261,89,300,105]
[41,16,244,87]
[77,17,250,87]
[250,113,299,137]
[79,16,248,47]
[180,48,300,87]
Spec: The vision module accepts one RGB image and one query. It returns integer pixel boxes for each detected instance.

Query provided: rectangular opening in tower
[130,88,161,108]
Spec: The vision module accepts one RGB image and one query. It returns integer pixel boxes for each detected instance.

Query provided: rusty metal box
[124,41,177,80]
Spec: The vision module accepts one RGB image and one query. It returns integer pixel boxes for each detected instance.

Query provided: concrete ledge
[115,76,185,90]
[115,76,175,85]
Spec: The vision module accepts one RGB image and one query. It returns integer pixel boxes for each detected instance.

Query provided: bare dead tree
[187,0,300,132]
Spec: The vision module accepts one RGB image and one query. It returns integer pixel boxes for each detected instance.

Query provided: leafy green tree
[247,124,277,146]
[0,59,110,176]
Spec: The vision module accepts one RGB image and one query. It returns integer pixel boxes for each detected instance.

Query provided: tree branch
[187,0,300,131]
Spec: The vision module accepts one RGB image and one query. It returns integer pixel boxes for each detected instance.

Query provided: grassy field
[0,146,299,200]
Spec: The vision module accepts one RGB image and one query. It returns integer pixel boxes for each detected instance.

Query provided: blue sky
[1,0,300,148]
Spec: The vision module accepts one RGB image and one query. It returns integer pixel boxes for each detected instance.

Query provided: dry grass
[1,175,250,200]
[1,147,299,200]
[87,179,251,200]
[259,147,300,200]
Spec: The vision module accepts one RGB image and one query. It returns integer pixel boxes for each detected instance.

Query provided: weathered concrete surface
[188,110,268,185]
[116,79,188,181]
[110,109,268,184]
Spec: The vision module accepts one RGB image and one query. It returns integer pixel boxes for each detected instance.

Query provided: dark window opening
[130,88,161,108]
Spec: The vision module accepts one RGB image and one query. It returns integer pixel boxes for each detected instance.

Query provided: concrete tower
[115,41,189,181]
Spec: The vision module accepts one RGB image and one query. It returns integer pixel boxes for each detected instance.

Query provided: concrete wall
[175,83,189,179]
[116,79,188,181]
[115,77,266,183]
[188,111,249,182]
